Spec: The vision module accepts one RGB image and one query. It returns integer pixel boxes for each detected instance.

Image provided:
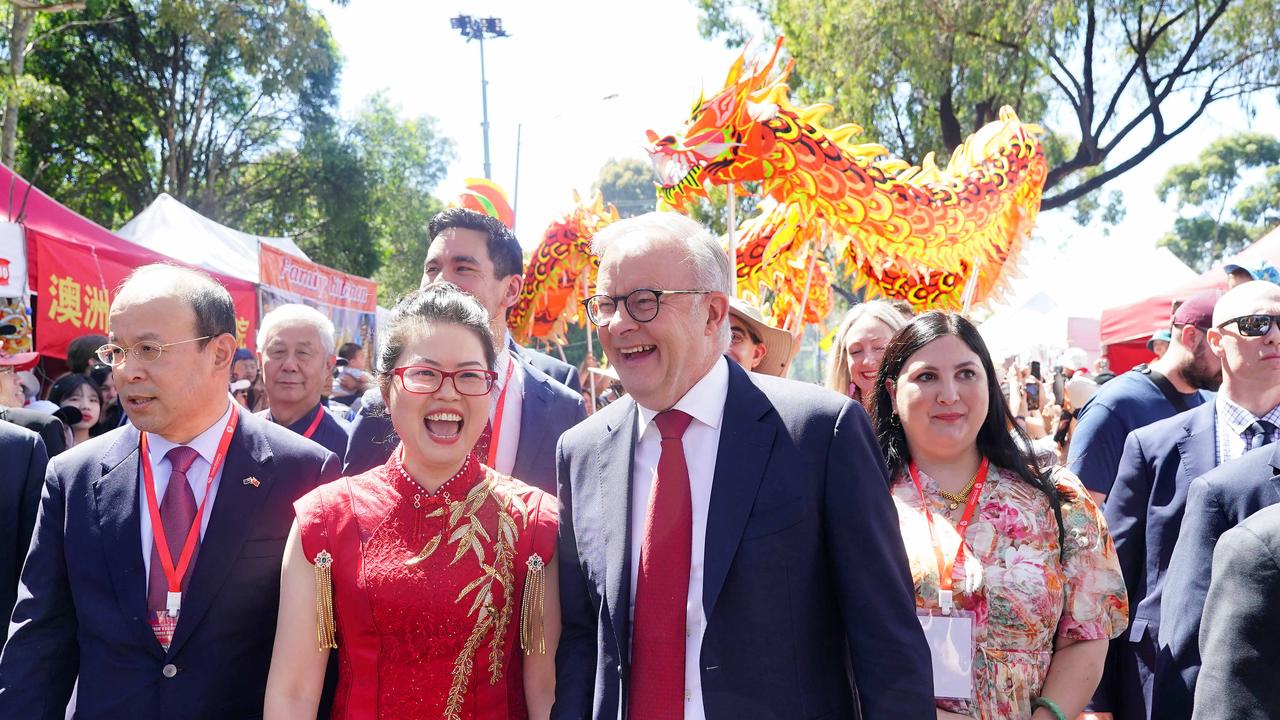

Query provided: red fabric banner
[258,243,376,313]
[33,230,259,359]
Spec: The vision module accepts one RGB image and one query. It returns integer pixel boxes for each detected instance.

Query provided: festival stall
[1099,226,1280,372]
[0,164,259,360]
[257,243,378,350]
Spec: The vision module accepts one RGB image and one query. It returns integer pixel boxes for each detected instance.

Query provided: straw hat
[728,298,795,377]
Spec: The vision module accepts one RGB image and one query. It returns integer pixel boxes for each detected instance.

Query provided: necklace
[937,466,981,510]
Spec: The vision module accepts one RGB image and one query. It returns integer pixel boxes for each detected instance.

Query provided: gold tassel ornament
[520,554,546,655]
[313,550,337,651]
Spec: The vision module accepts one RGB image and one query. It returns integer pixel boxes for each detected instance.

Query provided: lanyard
[907,457,988,615]
[140,409,239,617]
[487,356,517,467]
[269,405,325,439]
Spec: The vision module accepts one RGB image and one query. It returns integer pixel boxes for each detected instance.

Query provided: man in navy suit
[0,420,47,626]
[0,264,340,720]
[552,213,932,720]
[1153,281,1280,720]
[344,207,585,488]
[1191,503,1280,720]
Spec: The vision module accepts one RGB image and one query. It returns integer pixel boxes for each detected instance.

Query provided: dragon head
[646,38,792,212]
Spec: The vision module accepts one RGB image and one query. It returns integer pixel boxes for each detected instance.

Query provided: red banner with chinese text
[32,230,259,359]
[258,243,377,313]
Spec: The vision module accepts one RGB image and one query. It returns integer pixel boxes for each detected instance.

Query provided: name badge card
[917,609,975,700]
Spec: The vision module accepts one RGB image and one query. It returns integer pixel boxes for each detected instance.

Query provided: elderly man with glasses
[0,264,340,720]
[554,212,932,720]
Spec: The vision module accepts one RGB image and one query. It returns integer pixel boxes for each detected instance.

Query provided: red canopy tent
[0,164,259,360]
[1099,226,1280,372]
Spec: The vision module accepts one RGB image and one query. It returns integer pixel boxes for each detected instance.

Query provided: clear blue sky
[319,0,1279,311]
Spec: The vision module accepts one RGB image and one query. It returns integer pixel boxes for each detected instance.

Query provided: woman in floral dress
[871,312,1128,720]
[264,283,559,720]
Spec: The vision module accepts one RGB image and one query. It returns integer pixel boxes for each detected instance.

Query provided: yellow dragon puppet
[647,37,1048,316]
[508,191,619,344]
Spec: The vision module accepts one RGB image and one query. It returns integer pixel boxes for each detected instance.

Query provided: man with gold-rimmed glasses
[0,263,340,720]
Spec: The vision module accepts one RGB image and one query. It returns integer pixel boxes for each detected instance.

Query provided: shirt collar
[636,356,730,438]
[1216,393,1280,436]
[147,398,235,466]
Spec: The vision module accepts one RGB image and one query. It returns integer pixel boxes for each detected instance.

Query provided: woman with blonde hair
[825,300,912,407]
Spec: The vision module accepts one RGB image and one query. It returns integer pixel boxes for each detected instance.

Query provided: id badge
[917,609,975,700]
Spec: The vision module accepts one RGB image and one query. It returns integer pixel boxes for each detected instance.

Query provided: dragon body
[648,38,1047,314]
[508,191,619,344]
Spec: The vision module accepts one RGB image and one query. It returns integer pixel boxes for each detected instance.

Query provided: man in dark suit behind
[552,213,932,720]
[1190,503,1280,720]
[0,264,340,720]
[1,349,68,457]
[344,207,585,487]
[0,420,47,626]
[1148,281,1280,720]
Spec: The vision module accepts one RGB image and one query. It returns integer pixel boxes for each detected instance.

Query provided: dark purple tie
[147,446,201,635]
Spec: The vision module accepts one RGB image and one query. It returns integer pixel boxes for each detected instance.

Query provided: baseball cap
[1223,259,1280,284]
[233,348,255,362]
[1146,328,1172,351]
[1171,290,1221,330]
[0,347,38,371]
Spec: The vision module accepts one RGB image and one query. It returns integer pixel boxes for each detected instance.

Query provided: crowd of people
[0,206,1275,719]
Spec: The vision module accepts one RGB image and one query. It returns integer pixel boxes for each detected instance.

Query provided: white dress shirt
[139,401,234,576]
[490,339,525,476]
[628,356,728,720]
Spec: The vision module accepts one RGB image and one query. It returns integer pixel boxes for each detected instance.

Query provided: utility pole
[450,15,508,180]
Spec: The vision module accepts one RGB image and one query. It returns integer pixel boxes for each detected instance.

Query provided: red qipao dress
[294,448,558,720]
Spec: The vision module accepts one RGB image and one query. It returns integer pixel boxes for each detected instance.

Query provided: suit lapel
[512,358,551,480]
[702,365,775,621]
[599,398,637,655]
[91,425,164,657]
[1268,443,1280,502]
[1177,403,1218,483]
[167,408,273,656]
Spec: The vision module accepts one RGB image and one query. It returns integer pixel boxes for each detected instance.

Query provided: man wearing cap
[256,303,351,462]
[1147,329,1171,359]
[725,298,794,377]
[1088,282,1280,719]
[0,345,67,457]
[1067,290,1222,505]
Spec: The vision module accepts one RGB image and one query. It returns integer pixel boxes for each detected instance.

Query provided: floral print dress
[890,465,1128,719]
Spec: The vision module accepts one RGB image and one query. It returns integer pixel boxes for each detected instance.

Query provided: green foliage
[593,157,655,218]
[1156,132,1280,270]
[686,182,762,237]
[697,0,1280,213]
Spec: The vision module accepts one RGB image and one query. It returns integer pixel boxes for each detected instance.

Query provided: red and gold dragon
[647,37,1048,316]
[508,191,619,345]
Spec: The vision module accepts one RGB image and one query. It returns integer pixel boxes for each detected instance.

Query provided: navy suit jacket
[518,344,581,391]
[552,362,933,720]
[343,353,585,492]
[1091,401,1217,717]
[0,421,47,626]
[0,407,340,720]
[0,405,67,457]
[1191,503,1280,720]
[1153,438,1280,720]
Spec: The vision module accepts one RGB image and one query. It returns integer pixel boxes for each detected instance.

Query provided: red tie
[147,446,200,646]
[629,409,694,718]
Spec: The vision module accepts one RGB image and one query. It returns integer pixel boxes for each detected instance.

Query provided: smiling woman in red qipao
[264,282,559,720]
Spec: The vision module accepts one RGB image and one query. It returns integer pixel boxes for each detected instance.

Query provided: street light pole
[450,15,508,180]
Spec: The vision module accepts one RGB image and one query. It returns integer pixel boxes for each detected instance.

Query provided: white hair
[592,212,733,349]
[257,303,336,355]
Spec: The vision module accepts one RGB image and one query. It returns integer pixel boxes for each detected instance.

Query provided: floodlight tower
[450,14,508,180]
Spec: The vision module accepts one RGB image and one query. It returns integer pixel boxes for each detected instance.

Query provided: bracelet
[1031,696,1067,720]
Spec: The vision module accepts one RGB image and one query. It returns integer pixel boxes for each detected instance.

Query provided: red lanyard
[907,457,988,614]
[301,405,325,439]
[140,409,239,616]
[487,357,517,467]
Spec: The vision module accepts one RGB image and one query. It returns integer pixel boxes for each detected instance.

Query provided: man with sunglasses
[0,264,341,720]
[343,208,585,493]
[553,213,931,720]
[1151,281,1280,720]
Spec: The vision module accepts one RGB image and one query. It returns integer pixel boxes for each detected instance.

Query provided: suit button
[162,663,178,678]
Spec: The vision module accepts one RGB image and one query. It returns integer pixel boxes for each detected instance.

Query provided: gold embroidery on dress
[403,467,531,720]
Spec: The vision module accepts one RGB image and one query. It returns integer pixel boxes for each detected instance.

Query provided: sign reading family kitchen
[258,244,377,313]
